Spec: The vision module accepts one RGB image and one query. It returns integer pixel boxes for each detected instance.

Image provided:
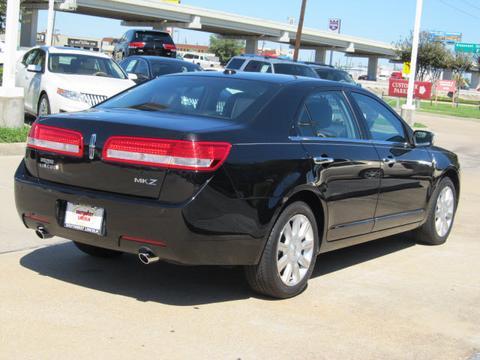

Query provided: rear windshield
[315,68,356,84]
[273,63,317,78]
[226,58,246,70]
[150,60,200,77]
[134,31,174,44]
[48,54,126,79]
[98,76,276,120]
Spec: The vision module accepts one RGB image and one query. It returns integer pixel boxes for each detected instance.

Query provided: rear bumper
[14,161,264,265]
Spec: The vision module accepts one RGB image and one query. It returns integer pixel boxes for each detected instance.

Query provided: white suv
[16,46,136,116]
[225,55,318,78]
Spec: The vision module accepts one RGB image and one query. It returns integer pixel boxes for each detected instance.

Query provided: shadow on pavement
[20,235,415,306]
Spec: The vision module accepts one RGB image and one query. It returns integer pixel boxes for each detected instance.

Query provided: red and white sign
[435,80,456,93]
[388,78,432,100]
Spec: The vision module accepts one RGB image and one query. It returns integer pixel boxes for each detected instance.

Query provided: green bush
[0,125,30,143]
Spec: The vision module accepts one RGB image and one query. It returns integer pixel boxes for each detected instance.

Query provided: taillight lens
[162,43,177,51]
[102,137,231,171]
[128,42,146,48]
[27,123,84,157]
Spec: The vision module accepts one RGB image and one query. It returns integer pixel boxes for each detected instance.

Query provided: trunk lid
[28,108,235,199]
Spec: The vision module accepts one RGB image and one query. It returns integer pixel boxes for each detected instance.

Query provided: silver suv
[225,55,318,78]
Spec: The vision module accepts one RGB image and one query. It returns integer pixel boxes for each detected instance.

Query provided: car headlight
[57,88,83,102]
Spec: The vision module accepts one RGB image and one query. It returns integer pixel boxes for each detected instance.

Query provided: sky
[37,0,480,66]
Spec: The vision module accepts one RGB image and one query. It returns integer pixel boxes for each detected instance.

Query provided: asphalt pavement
[0,113,479,359]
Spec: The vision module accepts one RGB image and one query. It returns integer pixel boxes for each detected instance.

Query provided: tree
[209,35,244,65]
[0,0,6,33]
[447,52,473,102]
[395,31,452,81]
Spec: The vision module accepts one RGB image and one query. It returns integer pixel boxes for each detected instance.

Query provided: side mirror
[27,64,42,73]
[127,73,138,81]
[413,130,434,147]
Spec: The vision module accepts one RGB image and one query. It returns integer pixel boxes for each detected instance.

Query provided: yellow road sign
[403,62,411,75]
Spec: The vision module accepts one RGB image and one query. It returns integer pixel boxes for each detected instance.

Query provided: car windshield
[134,31,173,44]
[49,54,126,79]
[273,63,317,78]
[150,60,200,77]
[315,68,356,84]
[98,75,276,120]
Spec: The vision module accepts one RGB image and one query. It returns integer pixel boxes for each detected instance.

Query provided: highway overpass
[21,0,397,80]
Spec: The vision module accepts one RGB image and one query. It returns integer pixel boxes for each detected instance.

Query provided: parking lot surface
[0,113,479,359]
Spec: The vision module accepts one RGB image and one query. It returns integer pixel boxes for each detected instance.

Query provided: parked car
[120,56,201,84]
[15,72,460,299]
[182,52,221,68]
[358,74,369,80]
[390,71,403,79]
[15,46,135,116]
[305,63,359,85]
[225,55,318,78]
[113,30,176,61]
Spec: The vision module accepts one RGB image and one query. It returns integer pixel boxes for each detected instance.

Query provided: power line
[459,0,480,12]
[438,0,480,20]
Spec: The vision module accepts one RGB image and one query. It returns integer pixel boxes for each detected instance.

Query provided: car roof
[126,55,198,66]
[37,46,111,58]
[165,70,358,88]
[231,55,312,66]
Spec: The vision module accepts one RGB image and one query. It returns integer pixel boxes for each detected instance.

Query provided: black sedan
[119,56,201,84]
[15,72,460,298]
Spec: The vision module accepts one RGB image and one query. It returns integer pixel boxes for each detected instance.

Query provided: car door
[131,58,150,82]
[293,89,382,241]
[16,49,40,113]
[349,92,434,231]
[26,49,46,112]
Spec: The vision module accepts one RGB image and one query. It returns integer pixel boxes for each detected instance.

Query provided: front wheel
[412,177,457,245]
[37,94,51,116]
[245,201,319,299]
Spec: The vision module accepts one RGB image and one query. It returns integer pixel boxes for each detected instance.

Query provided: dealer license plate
[64,202,104,235]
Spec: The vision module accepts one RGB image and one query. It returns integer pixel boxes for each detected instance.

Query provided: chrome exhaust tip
[35,226,53,239]
[138,247,159,265]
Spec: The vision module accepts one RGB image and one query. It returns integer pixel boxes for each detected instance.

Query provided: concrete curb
[0,142,25,156]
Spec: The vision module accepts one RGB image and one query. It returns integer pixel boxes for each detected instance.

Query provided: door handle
[313,156,334,165]
[383,157,396,166]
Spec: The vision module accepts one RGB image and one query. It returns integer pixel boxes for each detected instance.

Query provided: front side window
[22,50,38,66]
[48,54,126,79]
[150,60,199,77]
[243,60,272,73]
[98,76,276,120]
[134,59,149,78]
[296,91,360,139]
[226,58,246,70]
[351,92,407,143]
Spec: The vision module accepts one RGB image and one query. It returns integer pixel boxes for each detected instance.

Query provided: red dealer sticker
[388,78,432,100]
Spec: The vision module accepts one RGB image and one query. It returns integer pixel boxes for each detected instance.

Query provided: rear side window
[99,76,277,120]
[226,58,246,70]
[315,68,355,84]
[274,64,317,78]
[150,60,199,77]
[244,60,272,73]
[296,91,360,139]
[351,92,407,143]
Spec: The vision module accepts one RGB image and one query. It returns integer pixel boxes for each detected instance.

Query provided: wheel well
[38,91,47,106]
[284,190,325,245]
[443,169,460,200]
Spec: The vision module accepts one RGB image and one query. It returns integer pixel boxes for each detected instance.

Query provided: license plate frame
[64,202,105,235]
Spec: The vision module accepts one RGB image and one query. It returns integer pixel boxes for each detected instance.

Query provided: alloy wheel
[435,186,454,237]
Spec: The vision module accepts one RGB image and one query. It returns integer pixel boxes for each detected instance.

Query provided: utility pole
[401,0,424,125]
[293,0,307,61]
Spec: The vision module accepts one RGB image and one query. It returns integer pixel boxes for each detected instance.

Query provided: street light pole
[293,0,307,61]
[46,0,55,46]
[402,0,424,125]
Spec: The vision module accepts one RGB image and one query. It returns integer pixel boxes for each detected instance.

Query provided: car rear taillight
[102,137,231,171]
[27,123,84,157]
[162,43,177,51]
[128,42,146,48]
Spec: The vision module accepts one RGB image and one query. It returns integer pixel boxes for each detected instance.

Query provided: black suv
[113,30,176,61]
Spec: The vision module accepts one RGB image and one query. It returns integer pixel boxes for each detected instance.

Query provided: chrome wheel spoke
[282,263,293,283]
[298,254,310,268]
[292,262,301,284]
[277,254,289,273]
[434,186,455,237]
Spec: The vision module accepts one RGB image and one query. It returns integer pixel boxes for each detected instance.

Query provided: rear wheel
[412,177,457,245]
[245,201,319,299]
[73,242,123,258]
[37,94,51,116]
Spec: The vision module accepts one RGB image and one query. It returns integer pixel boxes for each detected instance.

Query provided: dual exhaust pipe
[35,226,159,265]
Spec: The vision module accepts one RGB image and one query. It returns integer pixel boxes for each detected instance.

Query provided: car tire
[411,177,457,245]
[73,241,123,258]
[37,94,51,116]
[245,201,319,299]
